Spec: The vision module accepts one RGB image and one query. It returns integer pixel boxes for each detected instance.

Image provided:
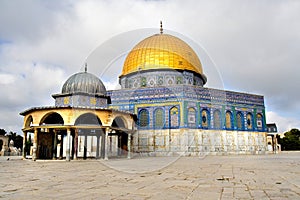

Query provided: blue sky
[0,0,300,133]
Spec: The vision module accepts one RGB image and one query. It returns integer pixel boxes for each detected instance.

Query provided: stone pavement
[0,152,300,200]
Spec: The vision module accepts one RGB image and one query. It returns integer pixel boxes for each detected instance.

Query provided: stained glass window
[246,113,253,130]
[139,109,149,127]
[213,110,221,129]
[237,112,243,130]
[170,107,179,127]
[225,111,233,129]
[201,109,209,128]
[257,113,263,130]
[154,108,164,128]
[188,107,196,127]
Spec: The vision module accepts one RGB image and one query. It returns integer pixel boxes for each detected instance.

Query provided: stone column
[101,131,105,159]
[127,133,132,159]
[22,131,27,159]
[59,134,63,159]
[66,128,71,161]
[84,134,87,159]
[52,130,57,159]
[74,129,78,160]
[104,128,109,160]
[32,128,38,161]
[96,135,100,159]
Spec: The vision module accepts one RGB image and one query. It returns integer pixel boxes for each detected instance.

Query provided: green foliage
[278,128,300,150]
[7,131,23,150]
[0,128,6,135]
[25,134,33,155]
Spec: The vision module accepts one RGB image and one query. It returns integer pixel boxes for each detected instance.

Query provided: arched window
[188,107,196,127]
[201,109,210,128]
[256,113,263,130]
[139,109,149,128]
[154,108,164,128]
[213,110,221,129]
[225,111,233,129]
[236,112,243,130]
[170,106,179,128]
[246,113,253,130]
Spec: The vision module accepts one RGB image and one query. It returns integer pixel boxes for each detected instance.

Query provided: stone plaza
[0,152,300,199]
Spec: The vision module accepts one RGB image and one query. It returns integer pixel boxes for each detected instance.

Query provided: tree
[278,128,300,150]
[25,134,33,155]
[7,131,23,150]
[0,128,6,136]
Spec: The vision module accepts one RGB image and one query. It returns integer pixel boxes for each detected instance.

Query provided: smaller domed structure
[20,67,136,161]
[52,70,110,108]
[62,72,106,95]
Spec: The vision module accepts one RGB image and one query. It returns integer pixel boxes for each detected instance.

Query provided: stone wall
[133,129,267,156]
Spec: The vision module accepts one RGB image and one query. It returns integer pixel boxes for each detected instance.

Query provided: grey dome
[62,72,106,95]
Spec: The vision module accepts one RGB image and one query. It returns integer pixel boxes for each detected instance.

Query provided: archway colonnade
[20,107,136,161]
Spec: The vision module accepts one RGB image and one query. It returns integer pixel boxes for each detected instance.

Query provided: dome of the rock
[120,33,205,81]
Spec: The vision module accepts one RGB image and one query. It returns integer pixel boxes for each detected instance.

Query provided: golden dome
[120,33,204,77]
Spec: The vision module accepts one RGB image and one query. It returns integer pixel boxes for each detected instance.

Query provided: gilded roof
[120,33,204,77]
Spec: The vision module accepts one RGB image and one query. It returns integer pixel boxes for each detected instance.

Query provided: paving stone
[0,152,300,199]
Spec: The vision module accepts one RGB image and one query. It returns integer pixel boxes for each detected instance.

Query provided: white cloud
[0,0,300,133]
[267,111,300,133]
[0,73,16,84]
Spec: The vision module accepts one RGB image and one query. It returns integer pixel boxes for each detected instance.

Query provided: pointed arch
[138,109,149,128]
[201,108,210,129]
[188,107,196,127]
[225,111,233,130]
[246,112,253,130]
[170,106,179,128]
[236,112,244,130]
[256,113,264,130]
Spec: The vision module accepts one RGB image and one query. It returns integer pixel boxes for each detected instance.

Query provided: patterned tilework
[54,95,108,108]
[120,70,204,89]
[108,84,266,132]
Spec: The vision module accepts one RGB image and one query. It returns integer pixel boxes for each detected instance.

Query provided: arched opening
[138,109,149,128]
[236,112,244,130]
[154,108,164,129]
[188,107,196,128]
[213,110,221,129]
[256,113,264,130]
[25,115,33,128]
[201,109,210,129]
[38,112,64,159]
[170,106,179,128]
[112,116,126,128]
[40,112,64,125]
[75,113,102,126]
[75,113,103,159]
[246,113,253,130]
[225,111,233,130]
[112,116,128,156]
